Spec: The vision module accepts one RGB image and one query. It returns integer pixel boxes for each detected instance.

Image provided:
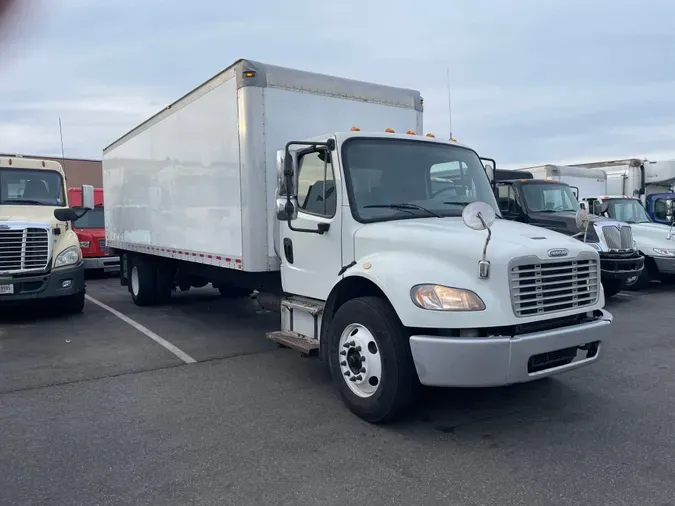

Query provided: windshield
[341,138,499,222]
[73,207,105,228]
[604,199,651,223]
[0,168,66,206]
[521,183,579,212]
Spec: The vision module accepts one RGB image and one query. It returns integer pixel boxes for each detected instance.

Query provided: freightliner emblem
[548,248,569,258]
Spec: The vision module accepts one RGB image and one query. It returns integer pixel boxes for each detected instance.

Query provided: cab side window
[297,150,337,217]
[497,183,522,215]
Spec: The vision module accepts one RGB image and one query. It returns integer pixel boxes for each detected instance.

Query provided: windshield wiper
[2,199,45,205]
[363,203,441,218]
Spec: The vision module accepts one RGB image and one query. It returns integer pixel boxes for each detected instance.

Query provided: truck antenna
[58,117,67,171]
[446,65,453,139]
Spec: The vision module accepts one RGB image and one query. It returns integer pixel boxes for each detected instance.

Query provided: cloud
[1,0,675,167]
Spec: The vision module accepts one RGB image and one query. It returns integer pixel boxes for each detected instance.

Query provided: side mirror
[275,150,298,221]
[81,184,95,210]
[598,202,609,214]
[54,208,79,222]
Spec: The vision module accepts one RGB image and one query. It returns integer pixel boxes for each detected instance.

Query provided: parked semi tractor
[580,195,675,289]
[68,187,120,274]
[495,165,644,297]
[571,158,675,225]
[0,155,94,312]
[103,59,613,423]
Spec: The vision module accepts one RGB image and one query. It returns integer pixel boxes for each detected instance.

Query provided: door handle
[283,238,294,264]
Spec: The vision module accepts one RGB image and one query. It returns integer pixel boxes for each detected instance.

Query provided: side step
[266,330,319,356]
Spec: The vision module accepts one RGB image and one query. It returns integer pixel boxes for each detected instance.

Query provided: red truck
[68,187,120,274]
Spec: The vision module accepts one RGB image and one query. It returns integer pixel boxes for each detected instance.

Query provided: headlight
[411,284,485,311]
[79,241,90,248]
[587,243,601,251]
[653,248,675,257]
[54,246,81,268]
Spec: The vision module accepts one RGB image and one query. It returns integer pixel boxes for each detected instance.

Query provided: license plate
[0,284,14,295]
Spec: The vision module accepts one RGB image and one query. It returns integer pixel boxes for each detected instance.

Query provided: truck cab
[581,195,675,288]
[68,187,120,274]
[0,155,94,312]
[495,174,644,297]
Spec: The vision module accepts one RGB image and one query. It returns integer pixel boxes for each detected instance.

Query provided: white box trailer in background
[103,59,612,423]
[519,164,608,199]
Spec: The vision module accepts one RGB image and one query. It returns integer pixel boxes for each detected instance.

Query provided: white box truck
[103,59,613,423]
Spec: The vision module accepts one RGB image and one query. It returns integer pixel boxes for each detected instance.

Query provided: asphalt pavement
[1,277,674,506]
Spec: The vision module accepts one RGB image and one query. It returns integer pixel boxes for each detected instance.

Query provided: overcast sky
[1,0,674,168]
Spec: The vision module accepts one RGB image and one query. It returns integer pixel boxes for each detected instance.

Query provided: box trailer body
[571,158,675,225]
[521,164,607,199]
[103,59,613,424]
[103,59,423,276]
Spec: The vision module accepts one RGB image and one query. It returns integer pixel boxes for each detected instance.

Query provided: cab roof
[0,155,65,174]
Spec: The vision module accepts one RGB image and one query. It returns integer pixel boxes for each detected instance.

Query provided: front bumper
[653,256,675,275]
[600,252,644,281]
[409,309,613,387]
[0,263,85,302]
[83,256,120,272]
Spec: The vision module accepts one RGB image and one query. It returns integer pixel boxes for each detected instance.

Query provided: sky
[1,0,674,168]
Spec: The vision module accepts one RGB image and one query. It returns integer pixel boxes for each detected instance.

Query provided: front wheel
[328,296,420,424]
[602,279,624,298]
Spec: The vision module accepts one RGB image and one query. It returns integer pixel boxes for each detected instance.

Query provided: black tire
[60,291,85,314]
[129,255,158,306]
[660,273,675,285]
[155,261,175,304]
[216,283,251,298]
[602,279,624,298]
[328,296,420,424]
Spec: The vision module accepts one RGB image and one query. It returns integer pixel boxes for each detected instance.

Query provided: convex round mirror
[462,201,496,231]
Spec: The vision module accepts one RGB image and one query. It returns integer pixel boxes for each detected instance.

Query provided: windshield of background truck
[521,183,579,212]
[341,138,498,222]
[73,207,105,228]
[0,168,66,206]
[605,199,651,223]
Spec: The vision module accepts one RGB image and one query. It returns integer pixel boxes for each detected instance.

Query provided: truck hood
[528,211,612,236]
[0,205,62,229]
[354,216,597,264]
[629,222,675,248]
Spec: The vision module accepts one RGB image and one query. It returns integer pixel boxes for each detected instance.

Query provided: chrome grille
[0,227,50,274]
[510,257,599,317]
[602,224,633,250]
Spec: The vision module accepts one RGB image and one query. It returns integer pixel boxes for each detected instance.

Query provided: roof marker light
[426,133,435,138]
[385,128,395,133]
[350,126,361,131]
[406,130,416,135]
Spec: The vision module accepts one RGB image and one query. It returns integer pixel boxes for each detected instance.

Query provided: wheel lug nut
[354,375,362,381]
[343,340,355,348]
[354,346,362,352]
[340,350,346,356]
[359,367,366,373]
[360,356,366,362]
[344,371,351,376]
[340,361,347,366]
[349,376,357,382]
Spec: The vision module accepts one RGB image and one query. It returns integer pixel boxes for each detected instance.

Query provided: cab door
[278,142,343,301]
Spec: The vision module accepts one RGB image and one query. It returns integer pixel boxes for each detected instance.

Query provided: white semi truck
[103,59,613,423]
[0,155,94,312]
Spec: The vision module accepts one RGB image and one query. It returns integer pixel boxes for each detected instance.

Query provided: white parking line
[85,295,197,364]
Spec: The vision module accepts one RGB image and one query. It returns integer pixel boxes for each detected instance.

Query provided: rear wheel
[328,296,420,424]
[129,256,158,306]
[602,279,624,298]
